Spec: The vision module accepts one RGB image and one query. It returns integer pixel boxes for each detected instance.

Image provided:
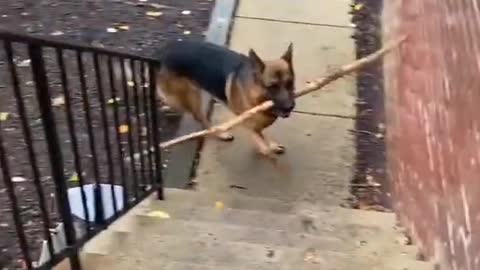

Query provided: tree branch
[159,36,406,149]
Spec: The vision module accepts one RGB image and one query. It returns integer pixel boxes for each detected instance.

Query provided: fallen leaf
[183,30,191,35]
[117,25,130,31]
[303,248,322,264]
[107,27,118,33]
[17,59,31,67]
[353,3,364,11]
[51,96,65,107]
[139,0,148,2]
[378,123,385,131]
[12,176,27,183]
[149,3,171,9]
[107,97,121,105]
[68,173,79,182]
[119,125,129,133]
[147,210,170,219]
[181,10,191,15]
[146,11,163,17]
[50,31,64,36]
[215,201,224,210]
[229,184,247,190]
[127,81,135,87]
[0,112,9,122]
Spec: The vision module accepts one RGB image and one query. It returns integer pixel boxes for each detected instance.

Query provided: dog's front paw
[269,141,286,154]
[216,131,234,142]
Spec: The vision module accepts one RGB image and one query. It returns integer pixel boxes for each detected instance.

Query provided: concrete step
[165,260,434,270]
[110,234,374,270]
[165,261,270,270]
[152,188,293,213]
[375,245,435,270]
[133,216,348,251]
[53,253,117,270]
[142,203,395,238]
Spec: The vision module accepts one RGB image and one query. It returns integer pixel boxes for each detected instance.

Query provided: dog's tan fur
[155,47,294,157]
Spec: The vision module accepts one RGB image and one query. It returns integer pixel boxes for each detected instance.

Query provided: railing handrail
[0,30,164,270]
[0,29,159,62]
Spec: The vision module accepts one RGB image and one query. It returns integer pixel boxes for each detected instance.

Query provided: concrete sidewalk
[195,0,356,206]
[73,1,433,269]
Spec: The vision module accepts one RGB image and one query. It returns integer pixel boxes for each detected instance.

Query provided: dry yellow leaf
[51,96,65,107]
[0,112,9,122]
[118,25,130,31]
[146,11,163,17]
[119,125,129,134]
[68,173,79,182]
[215,201,224,210]
[147,210,170,219]
[354,3,364,11]
[107,97,121,105]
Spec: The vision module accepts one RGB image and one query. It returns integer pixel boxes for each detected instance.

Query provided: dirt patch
[0,0,214,268]
[349,0,389,210]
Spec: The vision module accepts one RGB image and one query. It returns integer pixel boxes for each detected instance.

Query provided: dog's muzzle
[273,104,295,118]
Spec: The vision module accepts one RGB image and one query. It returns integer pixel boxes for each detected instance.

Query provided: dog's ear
[248,49,265,73]
[281,42,293,65]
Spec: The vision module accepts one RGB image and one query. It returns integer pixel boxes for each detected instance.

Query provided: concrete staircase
[68,188,434,270]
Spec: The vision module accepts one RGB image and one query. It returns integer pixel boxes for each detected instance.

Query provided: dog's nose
[285,102,295,112]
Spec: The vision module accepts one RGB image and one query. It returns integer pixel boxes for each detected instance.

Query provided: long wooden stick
[159,36,406,149]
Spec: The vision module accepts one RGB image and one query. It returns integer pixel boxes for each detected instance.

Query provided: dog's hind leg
[161,74,233,142]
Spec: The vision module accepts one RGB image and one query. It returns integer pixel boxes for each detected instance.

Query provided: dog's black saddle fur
[154,40,251,102]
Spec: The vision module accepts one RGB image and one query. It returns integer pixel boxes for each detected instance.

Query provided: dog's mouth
[272,108,292,118]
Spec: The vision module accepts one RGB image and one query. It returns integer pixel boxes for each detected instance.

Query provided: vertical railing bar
[107,56,129,204]
[129,60,147,192]
[148,62,163,200]
[76,51,104,225]
[28,44,81,270]
[140,62,154,187]
[0,125,33,269]
[4,41,55,260]
[119,58,139,200]
[56,48,91,233]
[93,53,118,216]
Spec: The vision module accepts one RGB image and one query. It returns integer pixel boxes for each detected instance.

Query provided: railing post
[76,51,105,226]
[0,128,32,269]
[148,62,164,200]
[28,44,81,270]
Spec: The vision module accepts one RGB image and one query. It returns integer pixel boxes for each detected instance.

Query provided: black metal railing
[0,31,163,270]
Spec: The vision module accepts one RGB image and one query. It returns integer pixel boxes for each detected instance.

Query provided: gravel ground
[349,0,388,210]
[0,0,214,268]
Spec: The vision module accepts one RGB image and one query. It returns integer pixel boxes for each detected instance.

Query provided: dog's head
[248,43,295,118]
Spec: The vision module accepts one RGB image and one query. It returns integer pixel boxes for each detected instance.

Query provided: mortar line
[234,15,353,29]
[292,110,356,119]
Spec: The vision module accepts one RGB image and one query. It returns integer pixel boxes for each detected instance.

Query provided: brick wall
[383,1,480,270]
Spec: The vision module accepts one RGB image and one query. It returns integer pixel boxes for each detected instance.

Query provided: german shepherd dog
[124,40,296,157]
